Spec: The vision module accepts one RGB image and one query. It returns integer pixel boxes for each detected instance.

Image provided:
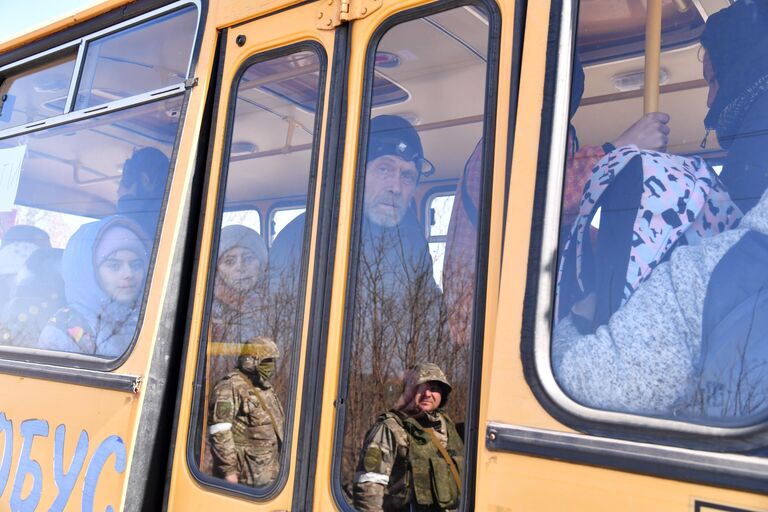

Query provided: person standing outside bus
[353,363,464,512]
[208,336,285,487]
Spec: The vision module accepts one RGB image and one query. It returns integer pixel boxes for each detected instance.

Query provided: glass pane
[222,210,262,234]
[75,6,197,110]
[429,194,454,238]
[0,97,181,357]
[551,0,768,436]
[271,207,305,244]
[339,6,491,510]
[195,50,323,490]
[0,51,77,130]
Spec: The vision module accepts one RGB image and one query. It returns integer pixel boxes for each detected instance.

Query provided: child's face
[97,250,145,303]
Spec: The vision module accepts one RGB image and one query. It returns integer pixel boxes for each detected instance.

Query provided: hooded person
[353,363,464,512]
[207,336,285,487]
[36,216,149,357]
[207,225,270,405]
[701,0,768,214]
[552,0,768,426]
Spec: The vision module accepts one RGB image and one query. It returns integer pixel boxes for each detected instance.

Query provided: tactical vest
[384,410,464,511]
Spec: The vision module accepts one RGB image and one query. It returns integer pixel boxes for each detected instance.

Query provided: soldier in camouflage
[208,335,285,487]
[353,363,464,511]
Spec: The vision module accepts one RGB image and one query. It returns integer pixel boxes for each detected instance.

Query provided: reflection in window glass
[196,50,323,490]
[75,6,197,110]
[0,98,181,357]
[271,207,305,244]
[551,0,768,436]
[0,51,77,130]
[426,194,454,289]
[339,6,491,510]
[222,210,262,234]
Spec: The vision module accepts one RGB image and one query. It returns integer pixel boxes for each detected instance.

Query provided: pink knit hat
[94,223,147,267]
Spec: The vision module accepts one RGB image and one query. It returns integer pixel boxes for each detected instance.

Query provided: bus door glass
[326,2,501,510]
[167,3,337,509]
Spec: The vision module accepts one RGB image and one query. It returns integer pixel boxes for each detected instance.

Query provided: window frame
[329,1,503,509]
[0,1,203,375]
[0,0,201,141]
[184,40,329,500]
[525,0,768,456]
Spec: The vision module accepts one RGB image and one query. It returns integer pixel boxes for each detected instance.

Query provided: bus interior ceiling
[574,0,727,159]
[223,7,488,213]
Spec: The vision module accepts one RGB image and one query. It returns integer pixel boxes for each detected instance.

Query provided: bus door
[169,0,517,508]
[166,2,340,509]
[307,0,510,509]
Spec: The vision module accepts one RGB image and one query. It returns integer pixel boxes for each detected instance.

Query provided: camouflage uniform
[208,337,284,487]
[353,364,464,512]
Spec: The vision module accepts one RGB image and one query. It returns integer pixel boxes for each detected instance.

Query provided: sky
[0,0,98,43]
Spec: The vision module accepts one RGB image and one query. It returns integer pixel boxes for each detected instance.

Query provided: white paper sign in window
[0,145,26,212]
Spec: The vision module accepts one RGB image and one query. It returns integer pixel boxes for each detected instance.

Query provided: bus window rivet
[488,431,497,441]
[318,11,323,19]
[361,7,367,14]
[236,35,246,47]
[326,18,332,26]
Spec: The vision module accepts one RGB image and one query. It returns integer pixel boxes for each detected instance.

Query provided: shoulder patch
[214,400,233,421]
[363,446,382,472]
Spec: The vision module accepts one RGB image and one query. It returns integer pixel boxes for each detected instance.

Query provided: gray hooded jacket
[552,187,768,416]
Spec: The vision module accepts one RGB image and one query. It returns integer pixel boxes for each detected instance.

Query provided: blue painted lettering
[82,435,126,512]
[10,419,48,512]
[50,425,89,512]
[0,413,12,497]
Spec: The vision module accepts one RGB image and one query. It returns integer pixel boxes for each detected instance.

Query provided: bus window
[74,5,198,110]
[0,50,77,130]
[0,96,181,360]
[222,209,262,235]
[550,0,768,436]
[337,4,495,509]
[194,47,324,492]
[270,206,305,245]
[426,192,455,289]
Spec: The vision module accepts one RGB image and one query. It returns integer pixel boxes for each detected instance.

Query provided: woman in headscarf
[209,225,269,345]
[37,216,149,357]
[201,224,270,475]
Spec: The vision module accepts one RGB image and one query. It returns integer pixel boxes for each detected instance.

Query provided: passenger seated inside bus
[205,225,270,456]
[35,216,149,357]
[0,247,64,347]
[0,225,51,309]
[271,115,445,364]
[443,69,673,341]
[553,0,768,426]
[116,147,170,240]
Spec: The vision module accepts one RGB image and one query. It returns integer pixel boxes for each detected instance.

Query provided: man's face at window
[363,155,418,227]
[412,381,443,414]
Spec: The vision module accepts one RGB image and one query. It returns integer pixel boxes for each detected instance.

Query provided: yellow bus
[0,0,766,510]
